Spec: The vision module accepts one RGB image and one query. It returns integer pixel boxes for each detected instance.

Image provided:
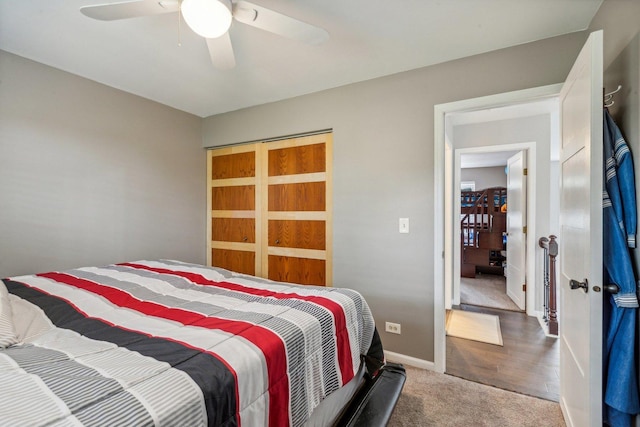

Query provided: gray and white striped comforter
[0,260,380,427]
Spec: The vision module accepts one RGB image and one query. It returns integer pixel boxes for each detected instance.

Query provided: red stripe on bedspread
[38,272,288,427]
[120,263,355,386]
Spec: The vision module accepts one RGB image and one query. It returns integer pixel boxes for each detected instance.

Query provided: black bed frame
[334,362,406,427]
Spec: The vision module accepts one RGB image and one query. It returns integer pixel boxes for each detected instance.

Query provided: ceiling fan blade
[233,0,329,45]
[206,33,236,70]
[80,0,179,21]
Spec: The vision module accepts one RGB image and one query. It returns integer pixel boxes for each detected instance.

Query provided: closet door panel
[211,152,255,179]
[268,256,325,286]
[263,133,332,286]
[268,182,325,211]
[268,143,326,176]
[268,219,325,250]
[208,144,261,273]
[212,249,255,275]
[212,218,255,243]
[212,186,255,210]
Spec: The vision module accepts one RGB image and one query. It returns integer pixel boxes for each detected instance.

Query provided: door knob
[569,279,588,293]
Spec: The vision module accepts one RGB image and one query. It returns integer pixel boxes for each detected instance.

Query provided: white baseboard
[384,350,436,371]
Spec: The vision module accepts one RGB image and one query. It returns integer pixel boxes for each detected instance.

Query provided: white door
[559,30,603,427]
[506,151,527,310]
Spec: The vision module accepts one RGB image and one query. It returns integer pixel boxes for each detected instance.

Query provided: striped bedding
[0,260,380,427]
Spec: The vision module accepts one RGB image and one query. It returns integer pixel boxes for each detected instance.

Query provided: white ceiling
[0,0,603,118]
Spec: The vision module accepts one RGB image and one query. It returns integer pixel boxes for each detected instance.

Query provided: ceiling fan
[80,0,329,70]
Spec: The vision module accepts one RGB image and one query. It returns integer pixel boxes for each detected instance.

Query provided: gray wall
[460,166,507,190]
[202,33,588,361]
[0,51,207,278]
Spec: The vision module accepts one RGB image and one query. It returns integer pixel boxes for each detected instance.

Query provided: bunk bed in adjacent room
[460,187,507,278]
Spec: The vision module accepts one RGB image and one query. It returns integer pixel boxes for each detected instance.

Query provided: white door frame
[433,83,562,373]
[452,144,534,311]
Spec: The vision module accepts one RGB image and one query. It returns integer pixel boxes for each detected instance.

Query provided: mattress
[0,260,383,427]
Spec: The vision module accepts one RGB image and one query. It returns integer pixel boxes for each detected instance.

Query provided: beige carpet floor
[387,364,566,426]
[445,309,503,346]
[460,274,522,311]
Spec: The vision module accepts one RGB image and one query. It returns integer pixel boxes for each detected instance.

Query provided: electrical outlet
[385,321,401,335]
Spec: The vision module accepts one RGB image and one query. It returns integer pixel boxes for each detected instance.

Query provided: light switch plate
[399,218,409,233]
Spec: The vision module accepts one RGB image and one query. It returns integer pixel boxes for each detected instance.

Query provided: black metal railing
[538,235,558,335]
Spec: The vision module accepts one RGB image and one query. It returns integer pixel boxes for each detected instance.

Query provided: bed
[0,260,404,426]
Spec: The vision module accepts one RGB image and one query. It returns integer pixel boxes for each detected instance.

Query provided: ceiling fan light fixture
[181,0,232,39]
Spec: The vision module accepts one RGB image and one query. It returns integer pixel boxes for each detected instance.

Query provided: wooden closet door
[207,144,261,275]
[262,133,333,286]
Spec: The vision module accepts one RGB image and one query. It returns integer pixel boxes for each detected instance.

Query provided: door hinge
[523,283,526,292]
[523,168,528,176]
[523,225,527,234]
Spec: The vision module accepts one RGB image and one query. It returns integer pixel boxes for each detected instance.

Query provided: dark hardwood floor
[445,304,560,401]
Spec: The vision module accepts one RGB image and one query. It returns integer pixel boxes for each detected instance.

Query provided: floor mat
[446,309,503,346]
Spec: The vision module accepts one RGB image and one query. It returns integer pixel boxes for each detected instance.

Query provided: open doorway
[434,85,561,401]
[458,150,523,312]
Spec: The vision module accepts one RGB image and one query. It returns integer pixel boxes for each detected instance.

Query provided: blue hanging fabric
[603,109,640,427]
